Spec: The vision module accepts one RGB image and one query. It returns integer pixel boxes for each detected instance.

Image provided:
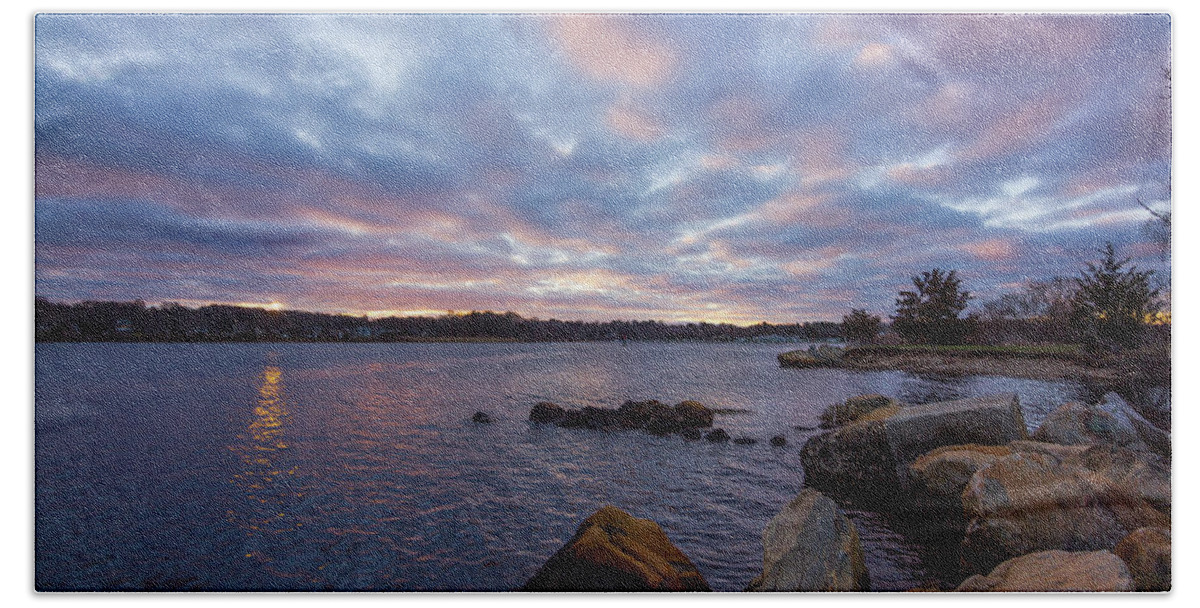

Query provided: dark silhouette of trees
[891,268,973,345]
[1072,242,1161,350]
[34,298,841,344]
[975,278,1077,344]
[841,309,881,344]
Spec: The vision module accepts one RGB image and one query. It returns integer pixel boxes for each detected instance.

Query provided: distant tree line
[34,298,843,344]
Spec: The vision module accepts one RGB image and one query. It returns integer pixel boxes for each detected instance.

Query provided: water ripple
[36,342,1087,591]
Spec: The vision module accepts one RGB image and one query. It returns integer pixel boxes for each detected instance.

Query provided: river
[35,342,1086,591]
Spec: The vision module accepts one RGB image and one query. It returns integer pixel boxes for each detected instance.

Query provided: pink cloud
[549,15,676,87]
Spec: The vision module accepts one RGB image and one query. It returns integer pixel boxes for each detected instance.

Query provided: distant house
[114,319,132,333]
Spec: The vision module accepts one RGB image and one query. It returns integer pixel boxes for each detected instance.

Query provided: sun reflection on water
[228,362,308,581]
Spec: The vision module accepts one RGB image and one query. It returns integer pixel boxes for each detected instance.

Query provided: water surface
[35,342,1084,591]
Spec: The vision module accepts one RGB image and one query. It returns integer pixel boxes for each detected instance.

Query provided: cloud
[549,15,677,87]
[34,13,1172,323]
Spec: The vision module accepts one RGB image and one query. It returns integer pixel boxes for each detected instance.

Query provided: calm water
[35,342,1085,591]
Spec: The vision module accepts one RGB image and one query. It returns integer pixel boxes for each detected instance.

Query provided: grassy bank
[845,344,1087,360]
[778,343,1114,383]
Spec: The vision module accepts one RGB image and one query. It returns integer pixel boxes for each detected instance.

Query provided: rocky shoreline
[517,391,1171,592]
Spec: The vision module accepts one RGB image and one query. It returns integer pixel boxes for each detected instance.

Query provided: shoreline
[778,345,1123,385]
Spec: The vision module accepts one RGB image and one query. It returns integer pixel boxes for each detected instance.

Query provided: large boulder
[1114,527,1171,591]
[818,394,898,429]
[799,416,899,505]
[522,506,711,592]
[955,550,1133,592]
[1031,400,1147,451]
[907,444,1014,521]
[746,489,869,592]
[1099,393,1171,460]
[961,444,1171,574]
[800,394,1028,506]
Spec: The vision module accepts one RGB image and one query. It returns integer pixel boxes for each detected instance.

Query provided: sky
[33,13,1172,324]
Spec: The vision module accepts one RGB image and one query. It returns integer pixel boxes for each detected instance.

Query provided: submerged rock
[800,394,1027,506]
[521,506,711,592]
[704,429,730,443]
[733,437,757,445]
[955,550,1133,592]
[770,436,787,447]
[472,411,493,424]
[960,443,1171,574]
[529,402,566,424]
[746,489,869,591]
[1114,527,1171,591]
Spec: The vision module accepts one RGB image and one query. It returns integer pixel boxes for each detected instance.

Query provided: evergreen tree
[892,269,972,345]
[841,309,881,344]
[1072,242,1160,349]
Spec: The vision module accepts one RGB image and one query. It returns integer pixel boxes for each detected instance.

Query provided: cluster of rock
[519,391,1169,592]
[528,399,779,445]
[799,391,1171,591]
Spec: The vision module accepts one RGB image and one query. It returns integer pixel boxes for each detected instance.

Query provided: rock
[1114,527,1170,591]
[770,436,787,447]
[674,400,715,428]
[704,429,730,443]
[534,399,715,438]
[1031,401,1147,451]
[529,402,565,424]
[680,428,702,441]
[907,444,1013,520]
[800,394,1027,506]
[799,415,899,505]
[1100,393,1171,460]
[819,394,897,429]
[559,406,621,430]
[746,489,869,591]
[961,444,1171,574]
[617,400,672,430]
[472,411,493,424]
[733,437,757,445]
[644,415,681,436]
[910,444,1013,497]
[521,506,711,591]
[954,550,1133,592]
